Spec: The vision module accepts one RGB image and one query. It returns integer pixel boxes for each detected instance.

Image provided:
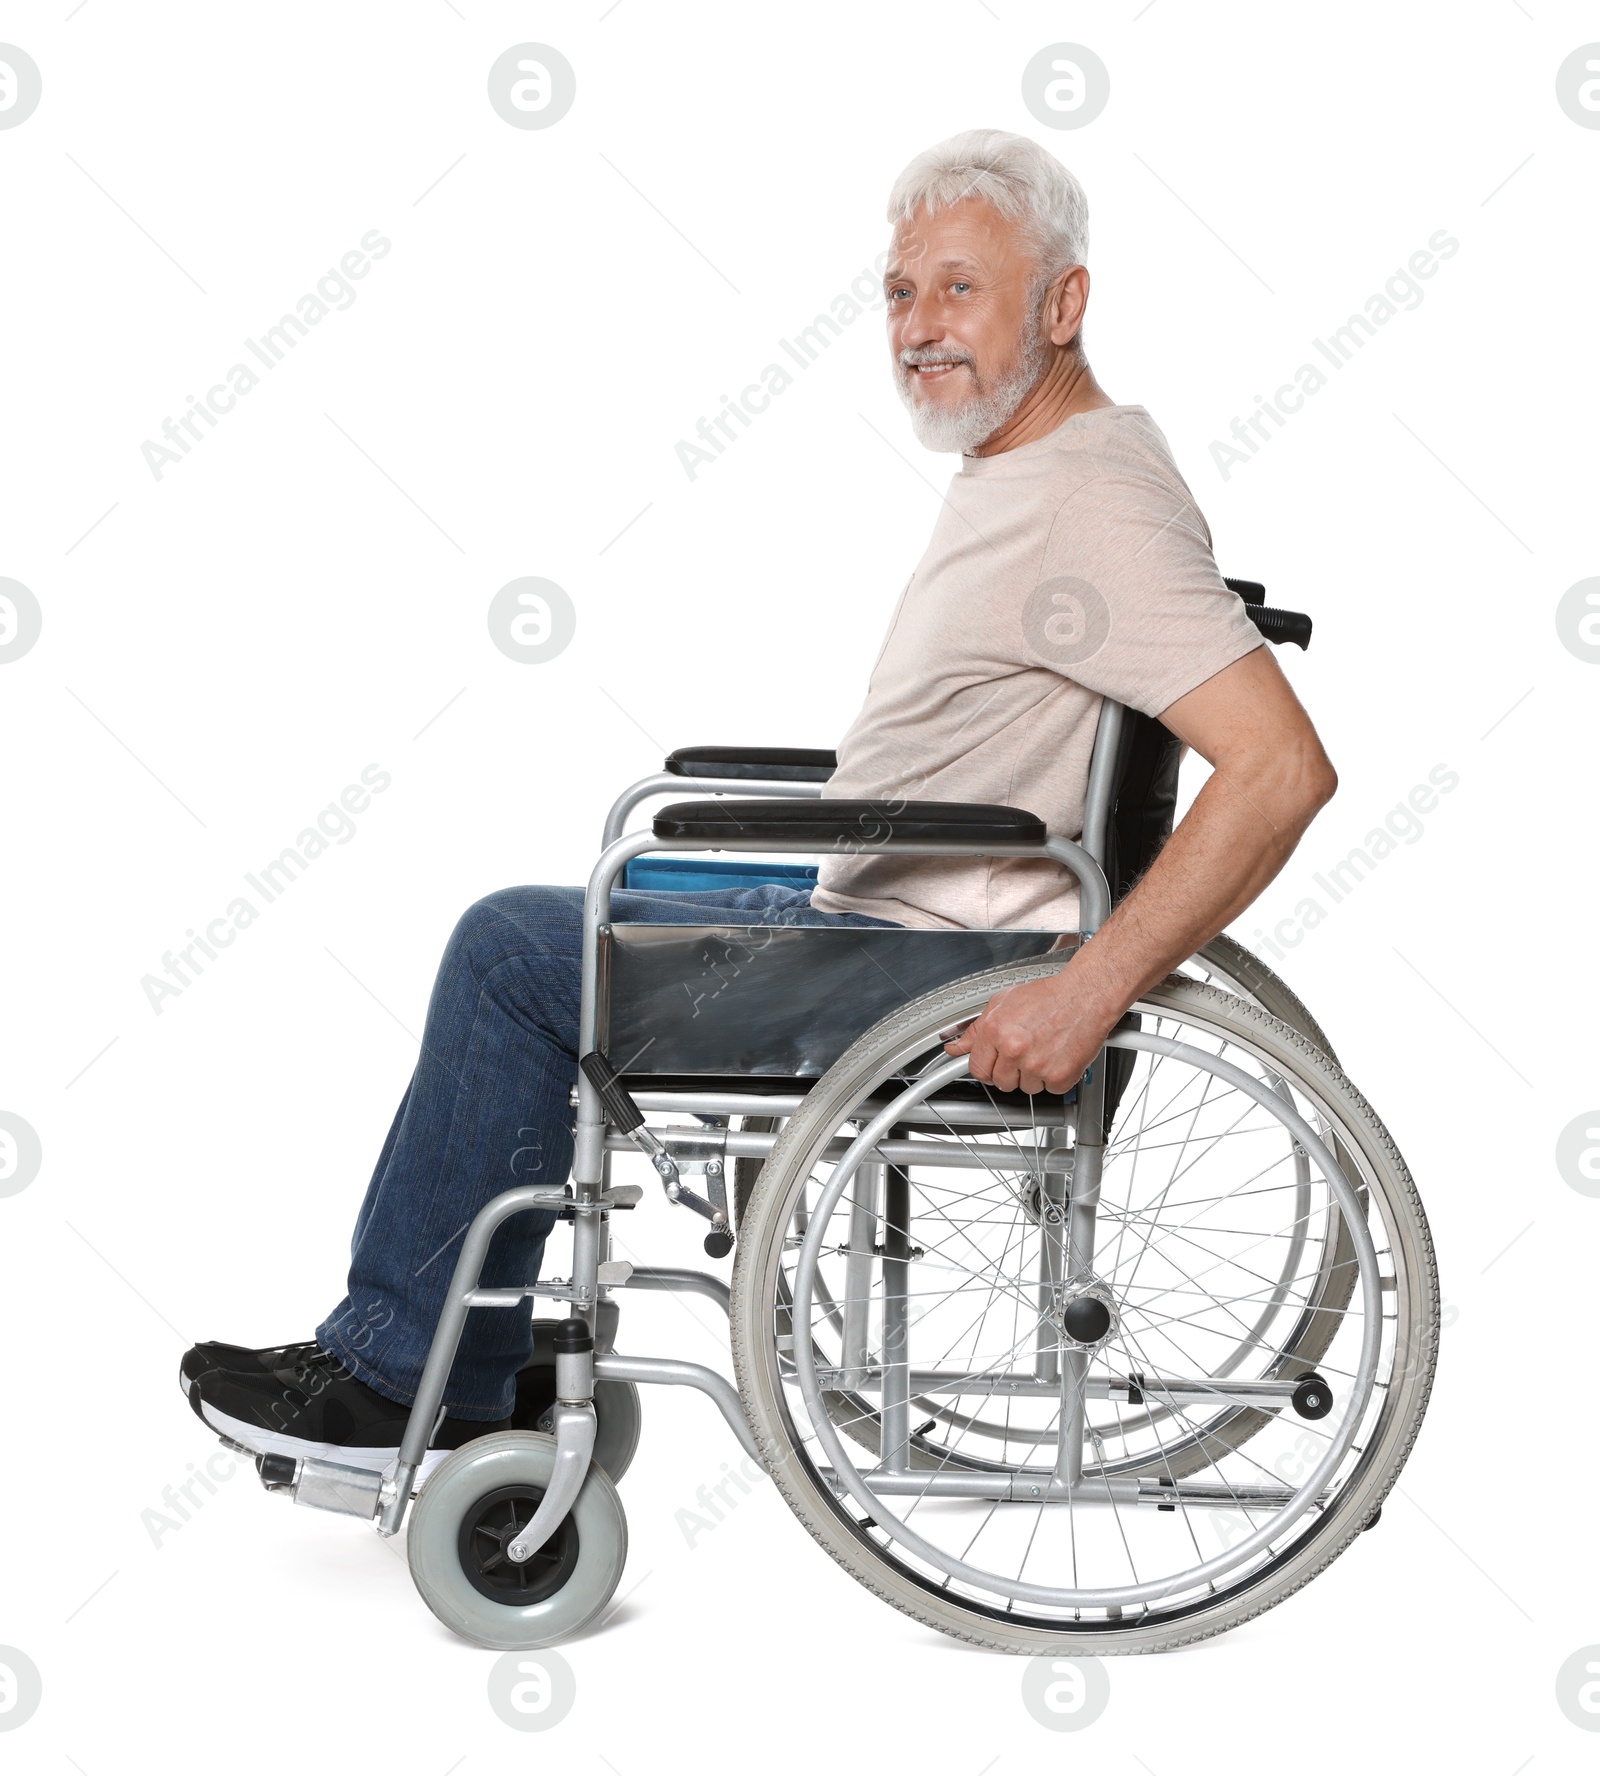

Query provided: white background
[2,2,1596,1770]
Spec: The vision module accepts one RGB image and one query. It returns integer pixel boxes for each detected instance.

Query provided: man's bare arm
[946,645,1337,1094]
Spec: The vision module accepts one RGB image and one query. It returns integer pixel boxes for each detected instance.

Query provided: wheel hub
[458,1483,581,1606]
[1019,1161,1073,1228]
[1052,1282,1118,1351]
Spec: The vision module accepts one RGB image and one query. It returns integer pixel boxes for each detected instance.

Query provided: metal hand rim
[789,1033,1383,1611]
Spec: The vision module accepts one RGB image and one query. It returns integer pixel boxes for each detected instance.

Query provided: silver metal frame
[365,703,1139,1550]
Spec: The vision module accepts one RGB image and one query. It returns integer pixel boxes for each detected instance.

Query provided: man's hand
[946,645,1337,1094]
[943,972,1115,1095]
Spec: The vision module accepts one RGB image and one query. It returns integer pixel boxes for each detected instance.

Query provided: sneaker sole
[184,1369,457,1486]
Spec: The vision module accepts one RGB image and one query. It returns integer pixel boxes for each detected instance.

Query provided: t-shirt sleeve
[1026,468,1263,718]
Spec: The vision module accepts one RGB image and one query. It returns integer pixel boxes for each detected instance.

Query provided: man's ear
[1049,265,1090,349]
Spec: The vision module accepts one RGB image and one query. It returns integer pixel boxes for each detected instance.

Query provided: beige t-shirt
[810,405,1262,930]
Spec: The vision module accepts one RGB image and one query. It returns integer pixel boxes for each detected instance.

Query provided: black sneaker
[185,1337,325,1375]
[180,1340,511,1480]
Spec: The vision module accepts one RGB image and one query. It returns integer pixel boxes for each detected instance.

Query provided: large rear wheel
[730,965,1436,1654]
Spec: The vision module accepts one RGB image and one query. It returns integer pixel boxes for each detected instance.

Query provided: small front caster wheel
[407,1431,627,1649]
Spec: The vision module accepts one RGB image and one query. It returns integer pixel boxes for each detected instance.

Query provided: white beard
[896,319,1052,454]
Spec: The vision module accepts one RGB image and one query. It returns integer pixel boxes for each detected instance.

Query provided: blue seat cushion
[621,856,819,895]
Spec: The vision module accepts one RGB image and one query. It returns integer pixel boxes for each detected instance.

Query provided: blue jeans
[316,884,898,1418]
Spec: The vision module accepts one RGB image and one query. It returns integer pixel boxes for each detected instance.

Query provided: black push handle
[1225,577,1313,649]
[1245,605,1313,650]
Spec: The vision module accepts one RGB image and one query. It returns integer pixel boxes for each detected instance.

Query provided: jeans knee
[450,885,570,953]
[441,887,584,1022]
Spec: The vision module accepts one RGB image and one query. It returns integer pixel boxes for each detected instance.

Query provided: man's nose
[896,290,946,349]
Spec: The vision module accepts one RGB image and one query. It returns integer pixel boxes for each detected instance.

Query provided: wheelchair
[250,580,1438,1655]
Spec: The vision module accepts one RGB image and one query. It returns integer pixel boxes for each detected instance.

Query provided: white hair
[886,128,1090,290]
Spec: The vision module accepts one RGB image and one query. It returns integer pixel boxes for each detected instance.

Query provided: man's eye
[888,286,911,301]
[951,281,971,294]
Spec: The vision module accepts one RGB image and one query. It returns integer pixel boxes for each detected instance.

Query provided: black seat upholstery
[652,798,1048,846]
[601,924,1071,1080]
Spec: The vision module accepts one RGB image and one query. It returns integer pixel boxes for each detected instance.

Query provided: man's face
[885,196,1054,454]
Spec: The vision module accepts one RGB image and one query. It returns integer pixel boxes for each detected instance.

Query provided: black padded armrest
[664,746,837,783]
[652,798,1048,846]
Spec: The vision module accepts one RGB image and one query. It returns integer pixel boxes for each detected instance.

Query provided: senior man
[181,129,1336,1475]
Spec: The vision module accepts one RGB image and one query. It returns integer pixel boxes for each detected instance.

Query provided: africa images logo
[139,230,391,480]
[1209,230,1459,480]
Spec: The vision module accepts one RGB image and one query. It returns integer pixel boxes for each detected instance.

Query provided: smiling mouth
[907,360,970,387]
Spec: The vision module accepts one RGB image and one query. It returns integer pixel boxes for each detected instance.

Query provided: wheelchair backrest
[1103,710,1184,906]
